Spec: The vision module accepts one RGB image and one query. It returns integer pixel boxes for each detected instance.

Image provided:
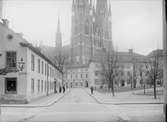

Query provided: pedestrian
[90,86,94,94]
[59,86,62,93]
[63,85,65,93]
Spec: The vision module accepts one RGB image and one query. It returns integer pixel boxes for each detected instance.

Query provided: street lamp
[18,58,25,71]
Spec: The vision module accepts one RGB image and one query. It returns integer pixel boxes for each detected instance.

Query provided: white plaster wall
[26,48,56,101]
[0,23,62,102]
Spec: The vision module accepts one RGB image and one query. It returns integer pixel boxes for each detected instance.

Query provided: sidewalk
[0,89,71,122]
[1,89,71,107]
[85,87,164,104]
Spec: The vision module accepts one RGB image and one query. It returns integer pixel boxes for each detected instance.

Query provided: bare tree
[145,54,161,99]
[101,51,118,96]
[54,51,68,72]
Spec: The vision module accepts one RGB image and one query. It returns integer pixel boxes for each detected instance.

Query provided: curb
[84,89,164,105]
[0,89,71,108]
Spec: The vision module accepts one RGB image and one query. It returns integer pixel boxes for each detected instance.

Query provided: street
[1,88,164,122]
[18,88,128,122]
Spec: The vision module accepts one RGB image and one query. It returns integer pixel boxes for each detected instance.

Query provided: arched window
[85,20,89,35]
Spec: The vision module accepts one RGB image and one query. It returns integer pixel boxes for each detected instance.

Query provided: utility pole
[162,0,167,119]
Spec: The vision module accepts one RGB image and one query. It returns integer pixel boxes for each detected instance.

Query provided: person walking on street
[63,85,65,93]
[59,86,62,93]
[90,86,94,94]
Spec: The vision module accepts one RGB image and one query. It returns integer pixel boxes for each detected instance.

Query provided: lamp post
[18,58,25,71]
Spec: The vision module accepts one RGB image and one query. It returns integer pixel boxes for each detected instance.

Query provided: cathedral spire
[96,0,108,18]
[56,16,62,50]
[57,16,61,33]
[72,0,75,12]
[108,2,111,17]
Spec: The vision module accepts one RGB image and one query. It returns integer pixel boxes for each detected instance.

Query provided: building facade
[0,21,62,103]
[65,64,89,88]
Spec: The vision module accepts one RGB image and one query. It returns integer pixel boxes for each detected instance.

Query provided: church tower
[56,17,62,52]
[70,0,113,65]
[95,0,113,52]
[71,0,93,64]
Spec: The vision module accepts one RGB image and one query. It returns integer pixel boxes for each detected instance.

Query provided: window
[86,74,88,78]
[50,82,51,90]
[45,80,47,91]
[80,74,82,78]
[5,78,17,94]
[45,63,47,76]
[42,61,44,74]
[38,59,40,73]
[31,54,35,71]
[85,22,89,35]
[31,78,35,93]
[41,80,43,92]
[38,79,40,92]
[95,71,98,76]
[6,51,16,68]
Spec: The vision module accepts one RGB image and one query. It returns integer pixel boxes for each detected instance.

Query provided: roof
[116,51,148,63]
[0,20,29,44]
[147,49,164,58]
[20,42,62,74]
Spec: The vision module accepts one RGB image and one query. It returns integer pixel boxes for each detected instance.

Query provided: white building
[65,64,89,88]
[0,20,62,103]
[65,61,103,88]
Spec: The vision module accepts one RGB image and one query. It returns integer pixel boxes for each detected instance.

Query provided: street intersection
[0,88,164,122]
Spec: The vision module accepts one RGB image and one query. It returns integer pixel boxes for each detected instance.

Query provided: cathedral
[64,0,113,87]
[70,0,113,65]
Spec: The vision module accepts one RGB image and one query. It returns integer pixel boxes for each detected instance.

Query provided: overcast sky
[2,0,163,55]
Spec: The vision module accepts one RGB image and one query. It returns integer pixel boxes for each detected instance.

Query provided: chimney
[129,49,133,54]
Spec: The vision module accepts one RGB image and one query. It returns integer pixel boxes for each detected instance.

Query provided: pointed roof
[108,2,111,16]
[96,0,108,11]
[57,16,61,33]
